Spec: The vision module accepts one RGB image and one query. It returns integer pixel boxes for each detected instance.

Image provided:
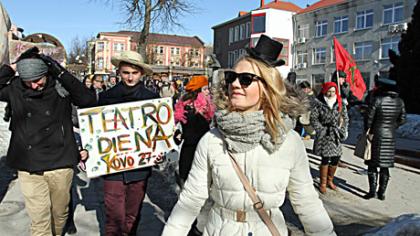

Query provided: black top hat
[246,34,285,67]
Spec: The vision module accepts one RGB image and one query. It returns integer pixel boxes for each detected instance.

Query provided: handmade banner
[77,98,176,178]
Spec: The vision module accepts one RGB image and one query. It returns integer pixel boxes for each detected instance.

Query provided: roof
[97,31,205,48]
[298,0,346,14]
[259,1,302,12]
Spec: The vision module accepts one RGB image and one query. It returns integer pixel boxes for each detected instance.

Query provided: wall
[293,0,416,91]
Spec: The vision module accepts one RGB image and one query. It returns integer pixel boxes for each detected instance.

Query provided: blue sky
[2,0,317,50]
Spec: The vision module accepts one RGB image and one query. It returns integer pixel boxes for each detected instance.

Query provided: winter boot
[327,165,338,190]
[364,171,378,199]
[319,165,328,194]
[377,173,390,201]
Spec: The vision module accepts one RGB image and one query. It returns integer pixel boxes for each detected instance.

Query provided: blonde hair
[213,56,305,141]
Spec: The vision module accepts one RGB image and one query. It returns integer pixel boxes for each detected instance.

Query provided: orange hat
[185,75,208,92]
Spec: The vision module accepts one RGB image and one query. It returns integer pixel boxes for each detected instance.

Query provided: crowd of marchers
[0,34,406,236]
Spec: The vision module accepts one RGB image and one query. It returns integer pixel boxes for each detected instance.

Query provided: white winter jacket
[162,128,336,236]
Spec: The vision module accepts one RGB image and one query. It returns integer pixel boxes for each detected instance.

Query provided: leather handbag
[354,129,372,160]
[227,151,281,236]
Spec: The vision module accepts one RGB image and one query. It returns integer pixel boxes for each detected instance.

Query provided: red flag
[333,37,366,100]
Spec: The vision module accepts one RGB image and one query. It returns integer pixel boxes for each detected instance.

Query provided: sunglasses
[224,71,262,87]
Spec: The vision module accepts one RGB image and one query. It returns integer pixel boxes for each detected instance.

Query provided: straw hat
[111,51,153,75]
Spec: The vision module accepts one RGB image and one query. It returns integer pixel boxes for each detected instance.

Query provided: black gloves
[38,54,67,78]
[173,129,183,145]
[14,46,40,63]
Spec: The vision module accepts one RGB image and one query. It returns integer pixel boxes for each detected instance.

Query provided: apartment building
[293,0,416,91]
[88,31,205,75]
[212,0,302,77]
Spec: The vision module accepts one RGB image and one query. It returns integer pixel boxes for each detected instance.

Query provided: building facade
[293,0,416,92]
[88,31,206,75]
[212,0,302,77]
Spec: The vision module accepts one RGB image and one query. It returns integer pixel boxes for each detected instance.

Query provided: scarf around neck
[324,95,337,109]
[215,110,294,154]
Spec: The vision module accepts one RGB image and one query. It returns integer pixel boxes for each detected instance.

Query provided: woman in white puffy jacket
[162,35,336,236]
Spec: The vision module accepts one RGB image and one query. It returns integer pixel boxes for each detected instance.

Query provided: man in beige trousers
[0,48,96,235]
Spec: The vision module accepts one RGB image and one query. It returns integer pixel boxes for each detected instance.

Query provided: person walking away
[97,50,159,236]
[162,34,336,236]
[363,78,406,200]
[310,82,349,194]
[0,47,96,236]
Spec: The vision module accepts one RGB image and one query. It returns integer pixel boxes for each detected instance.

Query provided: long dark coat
[365,91,406,168]
[310,95,349,158]
[178,106,210,181]
[98,81,159,183]
[0,65,97,173]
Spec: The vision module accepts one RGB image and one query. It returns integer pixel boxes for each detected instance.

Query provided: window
[171,47,180,55]
[315,20,328,37]
[356,10,374,29]
[334,16,348,34]
[312,74,325,93]
[252,14,266,33]
[97,42,104,52]
[313,47,326,64]
[229,28,234,44]
[228,51,235,68]
[113,42,124,52]
[297,24,309,39]
[384,3,403,24]
[240,24,246,40]
[354,41,373,61]
[155,46,164,54]
[97,57,104,70]
[297,51,308,64]
[381,37,400,59]
[234,26,239,42]
[246,22,251,38]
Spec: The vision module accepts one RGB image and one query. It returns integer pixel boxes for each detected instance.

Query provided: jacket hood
[282,81,310,119]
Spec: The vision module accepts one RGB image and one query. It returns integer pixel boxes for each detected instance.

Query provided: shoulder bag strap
[227,151,281,236]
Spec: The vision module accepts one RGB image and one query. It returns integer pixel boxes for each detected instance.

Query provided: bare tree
[67,36,91,64]
[97,0,198,60]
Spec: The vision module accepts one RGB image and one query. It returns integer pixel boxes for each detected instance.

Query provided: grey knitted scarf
[215,110,294,154]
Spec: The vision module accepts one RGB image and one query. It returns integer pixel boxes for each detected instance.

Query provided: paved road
[1,139,419,236]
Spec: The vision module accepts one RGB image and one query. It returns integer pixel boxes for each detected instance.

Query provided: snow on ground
[348,106,420,140]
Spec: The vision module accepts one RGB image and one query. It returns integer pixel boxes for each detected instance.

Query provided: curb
[396,148,420,158]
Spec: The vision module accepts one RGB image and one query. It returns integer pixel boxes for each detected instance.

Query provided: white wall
[251,8,295,78]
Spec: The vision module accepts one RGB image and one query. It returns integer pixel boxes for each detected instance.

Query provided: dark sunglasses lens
[225,71,237,84]
[238,74,254,86]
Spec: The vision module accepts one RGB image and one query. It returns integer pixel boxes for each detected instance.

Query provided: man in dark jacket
[332,70,351,105]
[98,50,159,236]
[364,78,406,200]
[0,49,96,236]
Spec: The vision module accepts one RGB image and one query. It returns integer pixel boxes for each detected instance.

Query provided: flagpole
[333,37,341,96]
